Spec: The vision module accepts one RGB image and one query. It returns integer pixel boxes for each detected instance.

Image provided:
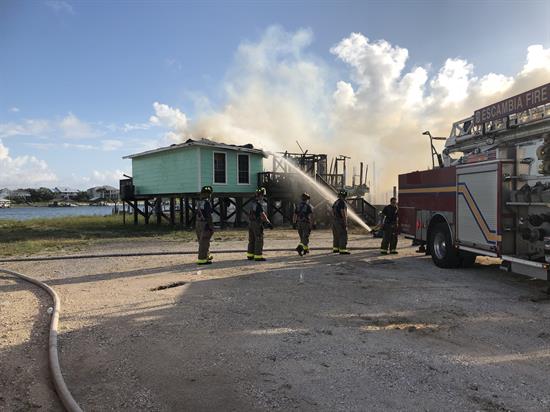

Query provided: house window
[238,154,250,184]
[213,152,226,184]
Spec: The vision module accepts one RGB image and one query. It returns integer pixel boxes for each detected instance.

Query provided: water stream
[272,154,372,232]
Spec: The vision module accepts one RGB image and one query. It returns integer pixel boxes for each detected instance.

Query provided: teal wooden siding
[132,145,264,195]
[199,148,261,192]
[133,147,199,195]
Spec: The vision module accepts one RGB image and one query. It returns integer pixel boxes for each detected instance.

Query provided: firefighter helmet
[256,187,267,196]
[301,192,310,200]
[338,189,347,198]
[201,185,213,194]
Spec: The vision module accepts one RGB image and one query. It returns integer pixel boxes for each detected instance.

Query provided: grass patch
[0,214,367,257]
[0,215,246,257]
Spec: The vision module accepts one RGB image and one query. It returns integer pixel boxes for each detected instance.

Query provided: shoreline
[7,203,118,208]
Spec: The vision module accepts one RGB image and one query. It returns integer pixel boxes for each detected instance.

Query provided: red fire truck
[399,82,550,279]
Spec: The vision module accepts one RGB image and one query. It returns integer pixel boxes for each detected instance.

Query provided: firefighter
[332,189,350,254]
[196,186,214,265]
[293,192,313,256]
[247,187,273,261]
[380,197,399,254]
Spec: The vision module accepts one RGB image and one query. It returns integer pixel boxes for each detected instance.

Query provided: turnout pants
[381,223,398,251]
[248,220,264,257]
[297,220,311,248]
[196,220,213,260]
[332,219,348,250]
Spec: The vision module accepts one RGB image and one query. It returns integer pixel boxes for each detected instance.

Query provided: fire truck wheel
[459,251,477,268]
[429,222,460,268]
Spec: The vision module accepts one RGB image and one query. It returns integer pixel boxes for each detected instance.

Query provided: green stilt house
[120,138,267,227]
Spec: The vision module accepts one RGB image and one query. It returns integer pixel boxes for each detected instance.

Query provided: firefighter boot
[296,244,304,256]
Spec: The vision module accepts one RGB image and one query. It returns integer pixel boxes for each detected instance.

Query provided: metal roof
[123,138,267,159]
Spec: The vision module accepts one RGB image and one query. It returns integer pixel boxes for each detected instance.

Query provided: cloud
[477,73,514,96]
[428,58,474,106]
[122,122,151,132]
[63,143,95,150]
[59,113,99,139]
[0,119,51,138]
[0,141,8,160]
[45,0,74,14]
[0,139,57,188]
[330,33,409,94]
[100,139,123,151]
[164,58,183,72]
[9,107,20,113]
[2,113,127,146]
[149,102,189,143]
[333,81,357,108]
[147,27,550,201]
[89,169,127,186]
[26,140,123,152]
[66,169,128,189]
[521,45,550,74]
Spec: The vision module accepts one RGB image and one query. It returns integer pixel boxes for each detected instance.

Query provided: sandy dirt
[1,229,550,411]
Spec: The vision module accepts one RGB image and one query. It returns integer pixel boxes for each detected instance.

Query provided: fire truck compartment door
[456,163,500,251]
[415,210,429,241]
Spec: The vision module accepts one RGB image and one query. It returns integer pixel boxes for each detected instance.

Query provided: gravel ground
[1,229,550,411]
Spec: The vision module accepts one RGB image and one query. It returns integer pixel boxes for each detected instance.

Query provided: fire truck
[399,82,550,280]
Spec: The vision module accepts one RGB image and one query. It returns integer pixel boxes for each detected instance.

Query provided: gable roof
[123,138,267,159]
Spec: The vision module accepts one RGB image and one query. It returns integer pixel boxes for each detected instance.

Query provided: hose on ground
[0,246,380,409]
[0,268,83,412]
[0,246,379,263]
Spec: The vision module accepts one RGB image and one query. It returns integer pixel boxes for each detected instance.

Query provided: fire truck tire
[459,251,477,268]
[429,222,460,268]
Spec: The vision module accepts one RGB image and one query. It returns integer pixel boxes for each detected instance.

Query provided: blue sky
[1,0,549,191]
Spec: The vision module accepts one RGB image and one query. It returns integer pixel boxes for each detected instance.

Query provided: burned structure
[260,151,376,226]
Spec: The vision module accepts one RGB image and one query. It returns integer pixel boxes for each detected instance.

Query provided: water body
[0,206,115,221]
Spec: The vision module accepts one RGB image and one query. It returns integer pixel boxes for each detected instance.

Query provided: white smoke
[150,27,550,200]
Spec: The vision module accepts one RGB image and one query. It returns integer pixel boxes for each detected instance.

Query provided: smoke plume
[154,27,550,201]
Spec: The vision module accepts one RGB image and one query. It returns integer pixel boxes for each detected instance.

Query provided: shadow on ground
[2,250,550,411]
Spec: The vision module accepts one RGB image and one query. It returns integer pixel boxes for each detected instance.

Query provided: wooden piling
[156,198,162,225]
[133,200,138,225]
[179,197,184,226]
[169,197,175,225]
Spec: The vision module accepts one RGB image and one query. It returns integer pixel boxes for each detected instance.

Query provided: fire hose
[0,246,379,263]
[0,246,378,410]
[0,268,83,412]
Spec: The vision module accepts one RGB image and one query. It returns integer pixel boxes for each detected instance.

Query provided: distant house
[87,185,119,201]
[10,189,31,200]
[0,189,10,208]
[123,138,266,196]
[53,187,79,200]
